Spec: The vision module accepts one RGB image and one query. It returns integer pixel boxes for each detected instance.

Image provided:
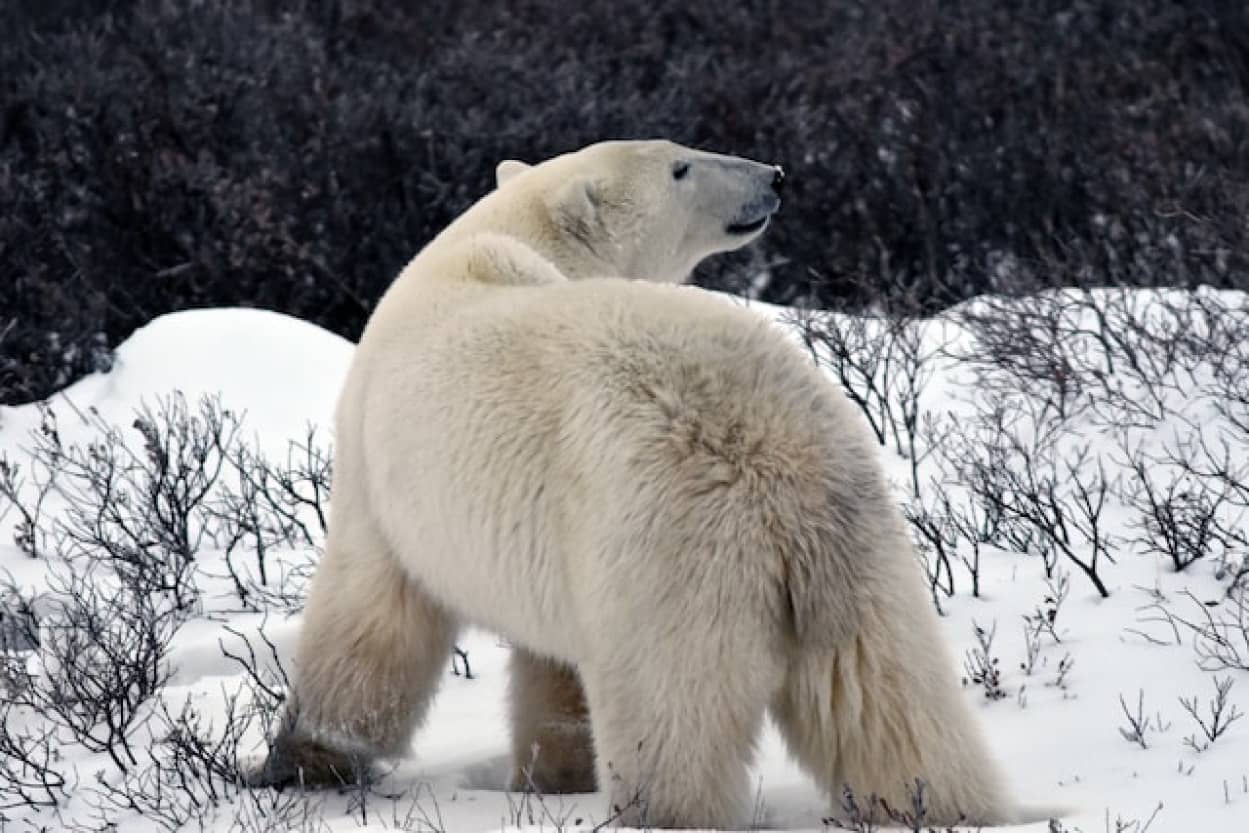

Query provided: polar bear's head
[491,140,784,284]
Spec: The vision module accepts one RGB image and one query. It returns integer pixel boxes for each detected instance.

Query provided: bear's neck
[428,191,689,285]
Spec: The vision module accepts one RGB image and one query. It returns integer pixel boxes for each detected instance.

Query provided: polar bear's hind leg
[769,562,1014,827]
[508,648,597,793]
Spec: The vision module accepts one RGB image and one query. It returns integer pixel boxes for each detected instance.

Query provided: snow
[2,295,1248,832]
[0,307,353,458]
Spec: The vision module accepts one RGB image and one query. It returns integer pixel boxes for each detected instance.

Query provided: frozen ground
[2,292,1247,832]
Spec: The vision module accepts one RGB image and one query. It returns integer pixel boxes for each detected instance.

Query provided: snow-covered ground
[2,292,1247,832]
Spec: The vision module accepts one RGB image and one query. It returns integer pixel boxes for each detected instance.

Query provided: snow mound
[2,307,353,452]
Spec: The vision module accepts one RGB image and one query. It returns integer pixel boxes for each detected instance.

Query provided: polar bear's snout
[725,162,784,236]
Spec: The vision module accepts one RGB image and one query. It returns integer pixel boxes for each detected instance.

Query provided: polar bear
[247,140,1025,828]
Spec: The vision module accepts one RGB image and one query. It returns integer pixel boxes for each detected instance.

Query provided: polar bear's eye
[672,161,690,181]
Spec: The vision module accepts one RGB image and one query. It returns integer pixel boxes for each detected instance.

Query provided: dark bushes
[3,0,1247,403]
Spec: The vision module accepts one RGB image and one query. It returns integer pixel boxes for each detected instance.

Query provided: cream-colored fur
[248,140,1027,828]
[508,648,596,794]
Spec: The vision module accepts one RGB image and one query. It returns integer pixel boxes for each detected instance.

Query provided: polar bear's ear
[495,159,531,188]
[548,176,601,230]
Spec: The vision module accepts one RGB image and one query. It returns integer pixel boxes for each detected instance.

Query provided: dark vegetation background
[2,0,1247,405]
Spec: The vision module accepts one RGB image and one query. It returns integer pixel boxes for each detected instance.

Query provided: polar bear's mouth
[726,215,771,236]
[726,188,781,236]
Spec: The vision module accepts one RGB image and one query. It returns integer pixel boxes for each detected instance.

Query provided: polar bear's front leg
[247,515,459,788]
[507,648,597,793]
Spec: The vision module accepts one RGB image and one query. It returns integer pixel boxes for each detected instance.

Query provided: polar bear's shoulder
[419,232,569,288]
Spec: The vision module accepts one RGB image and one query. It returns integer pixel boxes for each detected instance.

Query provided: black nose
[771,166,785,195]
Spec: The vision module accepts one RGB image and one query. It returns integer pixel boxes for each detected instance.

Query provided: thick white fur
[252,140,1026,828]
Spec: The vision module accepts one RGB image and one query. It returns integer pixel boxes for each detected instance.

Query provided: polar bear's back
[355,278,887,661]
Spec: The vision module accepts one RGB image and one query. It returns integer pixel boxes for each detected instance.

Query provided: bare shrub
[22,558,179,774]
[83,682,288,833]
[207,426,332,614]
[0,391,336,826]
[1021,570,1070,676]
[0,406,60,559]
[1123,451,1236,574]
[24,395,240,617]
[905,474,1000,601]
[824,778,970,833]
[954,287,1221,430]
[952,290,1096,426]
[1048,654,1075,692]
[903,494,959,605]
[1118,689,1165,750]
[1198,290,1249,436]
[1159,590,1249,674]
[1179,676,1245,753]
[1093,801,1164,833]
[962,620,1007,702]
[791,301,948,496]
[941,400,1116,597]
[0,702,68,815]
[0,578,41,657]
[1064,288,1207,427]
[1151,432,1249,581]
[219,621,292,719]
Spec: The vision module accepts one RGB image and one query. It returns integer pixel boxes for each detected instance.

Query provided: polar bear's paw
[508,740,598,795]
[242,731,375,791]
